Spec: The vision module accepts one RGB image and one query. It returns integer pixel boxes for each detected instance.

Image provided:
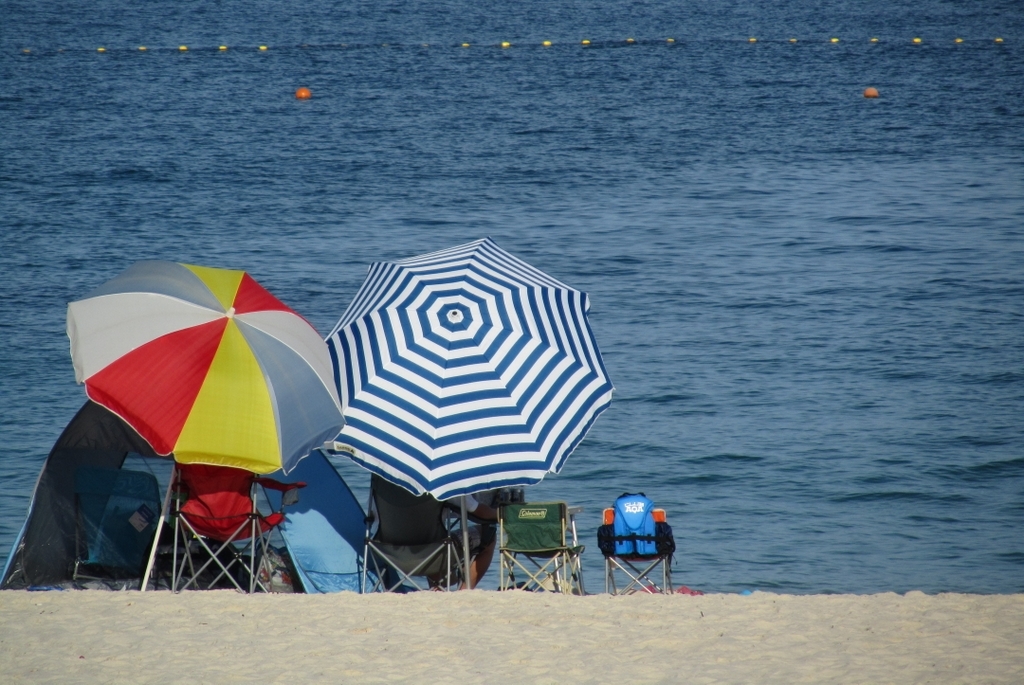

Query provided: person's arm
[471,502,498,522]
[459,494,498,522]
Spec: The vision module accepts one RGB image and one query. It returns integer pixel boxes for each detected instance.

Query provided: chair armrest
[258,479,306,508]
[256,478,307,492]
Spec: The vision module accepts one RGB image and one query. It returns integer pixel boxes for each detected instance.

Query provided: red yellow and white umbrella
[67,261,344,474]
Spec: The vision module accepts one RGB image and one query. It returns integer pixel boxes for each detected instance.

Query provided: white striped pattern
[326,238,613,498]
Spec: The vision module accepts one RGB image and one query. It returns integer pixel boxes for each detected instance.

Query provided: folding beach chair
[499,502,585,594]
[363,474,461,592]
[73,466,161,582]
[601,506,674,595]
[170,463,305,593]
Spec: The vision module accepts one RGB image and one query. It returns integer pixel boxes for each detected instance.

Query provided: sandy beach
[1,590,1021,684]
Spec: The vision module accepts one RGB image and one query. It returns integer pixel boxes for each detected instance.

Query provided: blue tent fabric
[75,466,160,573]
[266,450,367,593]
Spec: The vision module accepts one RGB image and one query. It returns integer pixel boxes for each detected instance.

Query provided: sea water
[1,1,1022,593]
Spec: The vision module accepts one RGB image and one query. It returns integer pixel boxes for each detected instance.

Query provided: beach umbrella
[326,238,614,499]
[67,260,344,475]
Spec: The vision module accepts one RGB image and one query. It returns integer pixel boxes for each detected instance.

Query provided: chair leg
[249,517,257,594]
[606,556,670,595]
[364,540,372,593]
[504,552,561,592]
[572,552,586,595]
[174,518,251,593]
[363,541,455,593]
[500,550,512,591]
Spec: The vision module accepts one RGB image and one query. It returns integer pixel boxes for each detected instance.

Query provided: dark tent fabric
[1,401,159,589]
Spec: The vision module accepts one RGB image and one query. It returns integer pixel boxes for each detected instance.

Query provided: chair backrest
[500,502,567,552]
[74,466,161,571]
[176,464,257,541]
[370,474,449,546]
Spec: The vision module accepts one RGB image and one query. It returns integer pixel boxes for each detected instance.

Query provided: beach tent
[1,401,165,589]
[264,450,368,593]
[2,402,369,593]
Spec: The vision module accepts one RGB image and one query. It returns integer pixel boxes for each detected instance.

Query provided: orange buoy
[295,87,312,100]
[863,87,879,99]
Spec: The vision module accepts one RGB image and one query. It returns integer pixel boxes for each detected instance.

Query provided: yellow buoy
[748,37,757,43]
[138,46,147,51]
[179,45,188,52]
[501,41,511,48]
[864,87,879,98]
[22,48,30,54]
[830,37,840,43]
[955,37,963,44]
[542,40,552,47]
[666,38,675,43]
[581,39,591,45]
[870,37,879,43]
[912,37,922,44]
[626,38,635,44]
[789,38,797,43]
[259,45,268,51]
[994,37,1003,43]
[462,42,470,48]
[219,45,228,51]
[97,47,106,52]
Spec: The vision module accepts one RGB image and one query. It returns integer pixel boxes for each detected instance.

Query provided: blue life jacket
[613,493,657,556]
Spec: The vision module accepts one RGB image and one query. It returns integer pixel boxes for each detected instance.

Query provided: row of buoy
[749,36,1004,44]
[19,36,1008,54]
[293,86,885,100]
[92,44,255,53]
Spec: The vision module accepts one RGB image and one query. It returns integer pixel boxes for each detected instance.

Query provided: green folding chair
[499,502,585,594]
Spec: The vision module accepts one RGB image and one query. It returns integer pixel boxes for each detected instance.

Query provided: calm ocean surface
[2,1,1022,594]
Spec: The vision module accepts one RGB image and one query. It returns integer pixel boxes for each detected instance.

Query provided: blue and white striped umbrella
[326,238,613,499]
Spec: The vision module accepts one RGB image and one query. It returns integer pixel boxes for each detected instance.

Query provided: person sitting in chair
[444,493,497,589]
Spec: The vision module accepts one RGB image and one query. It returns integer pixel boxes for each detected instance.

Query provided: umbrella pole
[141,464,175,592]
[460,496,471,590]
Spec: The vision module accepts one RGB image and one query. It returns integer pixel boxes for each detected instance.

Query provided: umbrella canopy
[326,238,613,498]
[67,261,344,474]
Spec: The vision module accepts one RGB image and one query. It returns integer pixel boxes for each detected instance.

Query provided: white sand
[1,590,1022,684]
